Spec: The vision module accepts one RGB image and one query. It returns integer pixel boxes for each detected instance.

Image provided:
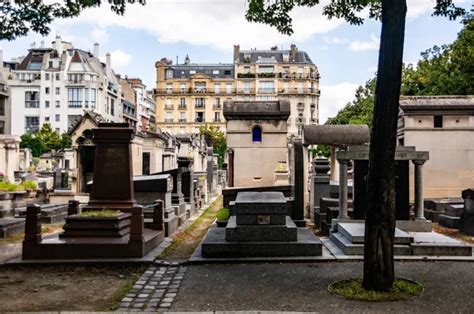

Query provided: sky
[0,0,469,123]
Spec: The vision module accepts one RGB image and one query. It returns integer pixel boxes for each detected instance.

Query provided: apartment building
[0,50,11,134]
[119,76,139,130]
[234,45,320,135]
[126,78,156,132]
[155,55,234,134]
[6,37,122,135]
[155,45,320,136]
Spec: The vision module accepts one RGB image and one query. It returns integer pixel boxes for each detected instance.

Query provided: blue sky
[0,0,469,122]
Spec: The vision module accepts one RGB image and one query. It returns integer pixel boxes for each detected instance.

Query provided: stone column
[338,160,349,220]
[67,200,80,216]
[329,146,339,182]
[413,160,426,221]
[24,203,42,243]
[129,205,145,242]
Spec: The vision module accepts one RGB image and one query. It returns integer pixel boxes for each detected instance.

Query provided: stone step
[410,232,473,256]
[338,223,414,244]
[226,216,297,242]
[329,231,412,256]
[438,214,460,229]
[445,204,464,217]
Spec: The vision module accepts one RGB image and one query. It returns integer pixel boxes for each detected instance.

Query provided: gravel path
[171,261,474,313]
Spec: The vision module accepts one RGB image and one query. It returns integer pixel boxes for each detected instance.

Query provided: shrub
[21,180,38,191]
[216,207,230,221]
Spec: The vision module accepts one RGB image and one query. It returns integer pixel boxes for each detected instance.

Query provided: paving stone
[160,303,172,308]
[169,284,180,289]
[159,281,170,285]
[133,303,144,308]
[138,293,149,298]
[122,297,133,302]
[162,298,174,303]
[136,281,147,285]
[150,298,161,303]
[174,276,184,280]
[119,302,131,307]
[126,293,136,298]
[144,285,155,290]
[168,288,178,293]
[165,293,177,298]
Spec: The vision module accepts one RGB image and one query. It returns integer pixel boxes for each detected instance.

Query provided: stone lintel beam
[302,125,370,146]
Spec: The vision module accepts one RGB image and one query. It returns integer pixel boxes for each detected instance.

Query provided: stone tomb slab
[338,222,414,244]
[201,225,322,258]
[234,192,287,215]
[226,216,297,242]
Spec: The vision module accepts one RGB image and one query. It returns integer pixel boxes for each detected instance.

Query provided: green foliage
[0,0,146,40]
[0,182,21,192]
[20,123,71,157]
[329,278,423,301]
[326,16,473,127]
[79,210,120,218]
[216,207,230,221]
[21,180,38,191]
[246,0,465,35]
[199,124,227,169]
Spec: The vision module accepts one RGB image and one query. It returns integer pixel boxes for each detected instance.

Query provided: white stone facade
[6,37,122,135]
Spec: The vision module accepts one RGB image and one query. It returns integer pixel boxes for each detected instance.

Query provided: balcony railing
[214,118,222,122]
[195,103,206,109]
[156,88,236,95]
[68,101,82,108]
[25,100,39,108]
[258,87,276,94]
[178,104,187,109]
[165,104,174,110]
[165,118,174,123]
[179,119,187,123]
[195,117,205,123]
[213,104,222,109]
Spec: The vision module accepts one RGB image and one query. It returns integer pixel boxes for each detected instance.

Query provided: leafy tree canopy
[20,123,72,157]
[0,0,145,40]
[326,15,472,128]
[199,124,227,168]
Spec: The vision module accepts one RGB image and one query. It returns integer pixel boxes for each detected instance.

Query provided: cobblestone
[117,265,187,311]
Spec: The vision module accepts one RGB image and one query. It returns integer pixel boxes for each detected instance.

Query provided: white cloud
[319,82,359,123]
[91,26,109,43]
[349,33,380,52]
[407,0,467,18]
[56,0,344,51]
[324,36,349,45]
[101,50,132,68]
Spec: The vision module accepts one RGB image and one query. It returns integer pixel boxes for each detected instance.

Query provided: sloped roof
[400,96,474,112]
[239,49,314,65]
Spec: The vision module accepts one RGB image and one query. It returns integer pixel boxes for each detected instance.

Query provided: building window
[165,69,173,79]
[189,70,196,74]
[179,98,186,108]
[25,116,40,133]
[84,88,89,108]
[179,112,186,122]
[434,115,443,128]
[45,87,50,94]
[45,116,50,122]
[214,83,220,94]
[68,88,82,108]
[90,88,96,108]
[45,73,50,80]
[195,112,204,123]
[55,87,60,95]
[55,73,60,80]
[166,98,173,109]
[214,98,221,108]
[258,81,275,94]
[195,98,205,108]
[25,91,39,108]
[166,83,173,94]
[55,100,60,108]
[212,69,219,75]
[179,83,185,93]
[45,101,50,108]
[195,82,206,93]
[214,112,221,122]
[226,83,232,94]
[166,112,173,123]
[55,114,60,122]
[111,98,115,116]
[243,81,251,94]
[0,121,4,134]
[252,125,262,142]
[297,82,304,93]
[0,99,4,115]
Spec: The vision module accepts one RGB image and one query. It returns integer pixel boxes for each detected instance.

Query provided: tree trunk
[363,0,407,291]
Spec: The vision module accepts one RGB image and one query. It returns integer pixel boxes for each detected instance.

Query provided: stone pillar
[329,146,339,182]
[413,160,426,221]
[129,205,144,242]
[24,203,42,243]
[292,139,306,226]
[67,200,80,216]
[338,160,349,220]
[150,200,164,231]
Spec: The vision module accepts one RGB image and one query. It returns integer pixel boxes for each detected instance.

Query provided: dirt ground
[0,264,145,311]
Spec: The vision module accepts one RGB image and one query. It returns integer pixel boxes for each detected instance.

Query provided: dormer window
[165,69,173,79]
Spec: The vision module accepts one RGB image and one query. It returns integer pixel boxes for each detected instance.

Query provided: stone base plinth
[60,213,131,238]
[226,216,297,242]
[0,218,25,238]
[201,226,322,258]
[459,212,474,236]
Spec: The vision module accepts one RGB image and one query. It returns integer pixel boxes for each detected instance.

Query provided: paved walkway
[167,261,474,313]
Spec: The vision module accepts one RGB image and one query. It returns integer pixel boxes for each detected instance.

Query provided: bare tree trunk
[363,0,407,291]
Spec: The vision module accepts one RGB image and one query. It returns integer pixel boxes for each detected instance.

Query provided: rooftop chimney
[106,52,111,73]
[233,45,240,62]
[184,54,190,65]
[290,44,297,62]
[55,35,62,55]
[93,43,99,57]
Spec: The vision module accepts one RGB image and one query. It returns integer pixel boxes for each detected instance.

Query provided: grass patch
[0,182,22,192]
[216,207,230,221]
[157,196,222,261]
[0,223,64,244]
[329,278,423,301]
[79,210,120,218]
